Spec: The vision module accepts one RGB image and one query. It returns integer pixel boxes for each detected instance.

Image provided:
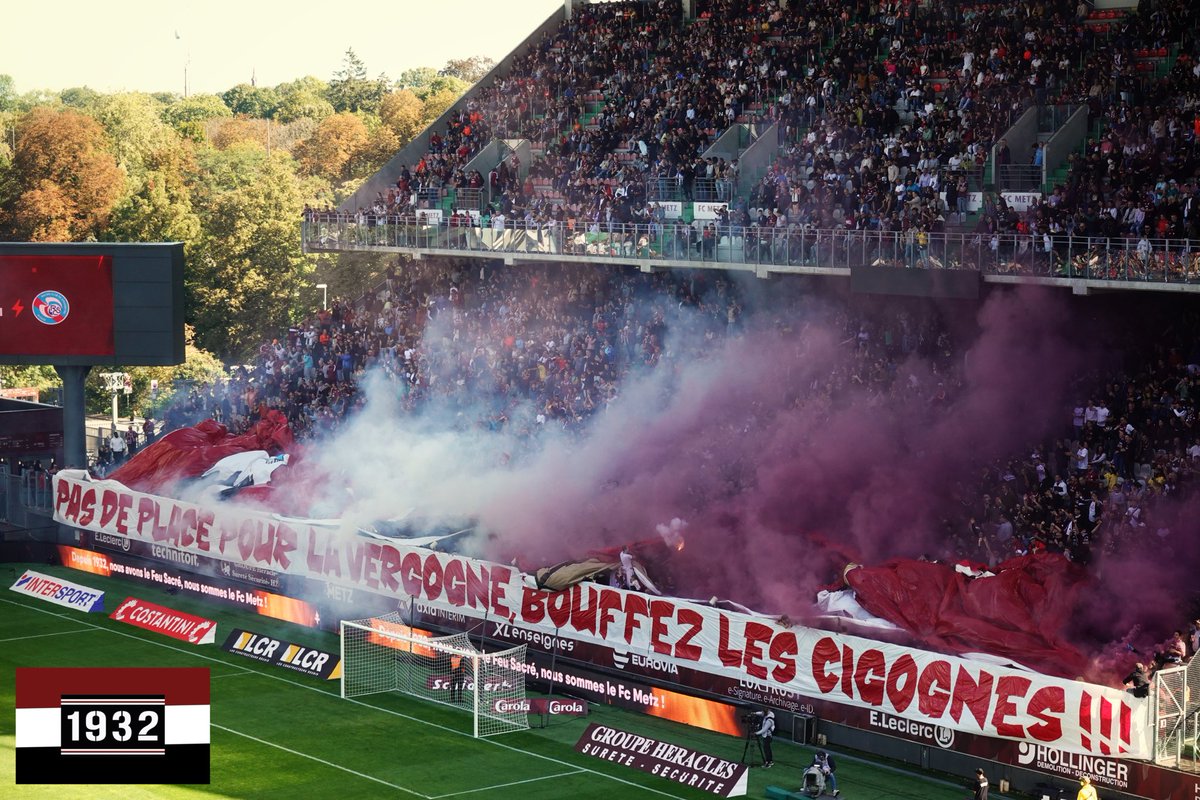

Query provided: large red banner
[0,255,114,356]
[53,470,1151,759]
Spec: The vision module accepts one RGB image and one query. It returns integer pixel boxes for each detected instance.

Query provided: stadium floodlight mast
[340,613,530,738]
[98,372,129,430]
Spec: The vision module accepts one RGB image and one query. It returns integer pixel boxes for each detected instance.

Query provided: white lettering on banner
[938,191,983,213]
[693,202,728,220]
[653,201,683,219]
[869,710,955,748]
[52,470,1151,758]
[1001,192,1042,212]
[1016,742,1129,789]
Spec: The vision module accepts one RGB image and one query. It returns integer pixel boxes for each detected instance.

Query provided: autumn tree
[208,117,271,150]
[0,108,122,241]
[294,112,370,182]
[379,89,424,144]
[421,87,464,127]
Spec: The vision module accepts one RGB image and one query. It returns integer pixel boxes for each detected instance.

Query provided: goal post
[340,613,530,737]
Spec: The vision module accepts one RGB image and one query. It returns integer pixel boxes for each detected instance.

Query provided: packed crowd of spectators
[162,259,740,448]
[301,0,1200,289]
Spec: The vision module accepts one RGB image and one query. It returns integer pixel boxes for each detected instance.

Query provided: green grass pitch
[0,563,978,799]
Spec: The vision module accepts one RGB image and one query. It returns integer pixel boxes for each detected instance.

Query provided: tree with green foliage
[328,49,389,114]
[440,56,496,84]
[0,108,123,241]
[162,94,231,141]
[83,325,226,416]
[93,93,176,177]
[59,86,102,110]
[274,76,335,123]
[0,74,16,112]
[106,141,202,249]
[395,66,439,94]
[221,83,280,118]
[0,365,60,398]
[189,144,317,357]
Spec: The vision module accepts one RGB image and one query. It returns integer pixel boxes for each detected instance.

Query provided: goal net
[340,613,530,737]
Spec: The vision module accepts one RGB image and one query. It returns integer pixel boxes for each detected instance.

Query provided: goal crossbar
[339,614,529,738]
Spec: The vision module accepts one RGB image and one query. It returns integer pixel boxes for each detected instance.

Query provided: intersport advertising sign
[53,471,1150,758]
[9,570,104,613]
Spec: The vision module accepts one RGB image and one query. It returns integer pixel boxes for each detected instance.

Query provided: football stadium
[3,1,1200,798]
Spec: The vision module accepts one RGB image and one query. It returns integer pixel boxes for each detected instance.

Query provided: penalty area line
[429,769,587,798]
[212,723,432,798]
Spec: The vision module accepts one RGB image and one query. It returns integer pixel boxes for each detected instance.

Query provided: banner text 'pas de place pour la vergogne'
[52,470,1150,759]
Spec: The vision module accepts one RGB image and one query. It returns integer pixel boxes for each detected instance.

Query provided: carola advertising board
[53,470,1151,760]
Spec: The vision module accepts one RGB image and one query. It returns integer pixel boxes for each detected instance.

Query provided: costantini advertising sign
[53,470,1151,759]
[109,598,216,645]
[575,723,748,797]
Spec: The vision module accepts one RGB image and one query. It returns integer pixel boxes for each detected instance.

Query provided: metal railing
[19,469,55,514]
[456,187,485,211]
[1153,658,1200,772]
[302,217,1200,285]
[994,164,1044,192]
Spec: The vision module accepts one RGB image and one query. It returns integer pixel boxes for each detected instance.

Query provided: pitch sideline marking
[429,769,586,798]
[0,597,692,800]
[213,722,431,798]
[0,628,96,643]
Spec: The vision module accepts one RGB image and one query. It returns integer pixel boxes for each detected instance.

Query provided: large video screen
[0,254,115,357]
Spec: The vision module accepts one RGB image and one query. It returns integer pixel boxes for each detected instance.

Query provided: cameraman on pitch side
[755,709,775,768]
[813,750,839,796]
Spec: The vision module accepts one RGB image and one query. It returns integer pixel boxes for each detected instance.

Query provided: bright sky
[1,0,563,96]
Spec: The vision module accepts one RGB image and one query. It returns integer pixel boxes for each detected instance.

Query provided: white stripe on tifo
[16,705,210,748]
[0,628,95,643]
[2,597,692,800]
[430,770,587,798]
[213,723,431,798]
